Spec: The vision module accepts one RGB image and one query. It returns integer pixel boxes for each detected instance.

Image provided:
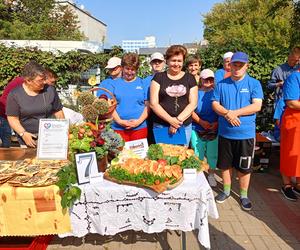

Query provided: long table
[60,172,219,249]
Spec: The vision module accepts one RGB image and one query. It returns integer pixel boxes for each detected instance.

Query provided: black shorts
[217,136,255,174]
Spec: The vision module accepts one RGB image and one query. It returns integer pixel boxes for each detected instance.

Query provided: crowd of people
[0,44,300,210]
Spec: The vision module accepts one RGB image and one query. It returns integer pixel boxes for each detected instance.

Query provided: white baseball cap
[150,52,164,62]
[105,57,122,69]
[200,69,215,79]
[223,52,234,60]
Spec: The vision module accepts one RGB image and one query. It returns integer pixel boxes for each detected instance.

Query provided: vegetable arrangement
[57,122,124,208]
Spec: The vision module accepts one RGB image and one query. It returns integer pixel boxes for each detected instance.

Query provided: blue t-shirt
[107,77,148,131]
[143,74,154,100]
[212,74,263,140]
[96,77,116,98]
[283,71,300,101]
[273,98,285,120]
[273,98,285,142]
[193,89,218,132]
[215,68,225,84]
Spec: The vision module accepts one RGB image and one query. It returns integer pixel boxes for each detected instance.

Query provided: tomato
[79,128,85,134]
[154,179,160,185]
[98,123,105,130]
[165,177,169,182]
[78,133,84,139]
[157,159,167,166]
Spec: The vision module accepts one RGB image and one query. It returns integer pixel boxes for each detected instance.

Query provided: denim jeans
[0,117,11,147]
[153,123,192,147]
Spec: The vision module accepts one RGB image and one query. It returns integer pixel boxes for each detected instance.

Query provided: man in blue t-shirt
[212,51,264,211]
[97,56,122,98]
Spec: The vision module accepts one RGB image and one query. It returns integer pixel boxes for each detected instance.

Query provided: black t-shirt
[152,71,197,126]
[6,84,63,134]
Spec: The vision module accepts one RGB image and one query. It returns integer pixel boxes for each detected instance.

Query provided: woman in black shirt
[150,45,198,145]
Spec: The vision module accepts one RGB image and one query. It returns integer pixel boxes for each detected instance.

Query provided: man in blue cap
[212,51,264,211]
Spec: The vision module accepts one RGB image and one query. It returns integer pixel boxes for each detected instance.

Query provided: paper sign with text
[183,169,197,180]
[37,119,69,160]
[124,139,148,159]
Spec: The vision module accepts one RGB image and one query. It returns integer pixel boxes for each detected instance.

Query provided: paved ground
[48,147,300,249]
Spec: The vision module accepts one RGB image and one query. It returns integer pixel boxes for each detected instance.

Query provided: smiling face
[167,54,184,75]
[230,61,248,81]
[122,66,137,82]
[188,62,201,77]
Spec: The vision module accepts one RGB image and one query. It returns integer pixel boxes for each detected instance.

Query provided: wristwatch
[19,131,26,137]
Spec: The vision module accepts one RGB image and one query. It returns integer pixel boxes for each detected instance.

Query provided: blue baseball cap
[230,52,249,63]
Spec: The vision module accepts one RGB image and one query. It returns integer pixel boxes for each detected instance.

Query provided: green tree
[203,0,293,52]
[0,0,85,40]
[268,0,300,47]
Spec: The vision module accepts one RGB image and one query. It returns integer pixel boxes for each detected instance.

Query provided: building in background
[1,1,107,53]
[122,36,156,53]
[57,0,107,44]
[0,40,103,53]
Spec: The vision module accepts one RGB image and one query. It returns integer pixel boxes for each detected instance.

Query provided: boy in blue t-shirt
[212,52,264,211]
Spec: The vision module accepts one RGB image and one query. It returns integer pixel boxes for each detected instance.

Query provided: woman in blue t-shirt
[190,69,218,187]
[109,53,149,142]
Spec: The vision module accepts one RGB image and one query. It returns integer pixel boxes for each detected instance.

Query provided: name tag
[183,169,197,180]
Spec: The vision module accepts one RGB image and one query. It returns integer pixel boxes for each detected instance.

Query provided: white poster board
[124,139,149,159]
[37,119,69,160]
[75,152,99,184]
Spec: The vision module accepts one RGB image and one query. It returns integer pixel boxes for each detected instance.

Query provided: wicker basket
[90,87,117,120]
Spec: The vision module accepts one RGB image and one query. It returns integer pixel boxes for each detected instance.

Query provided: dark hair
[186,55,202,67]
[121,53,140,70]
[22,61,46,80]
[165,45,187,61]
[45,68,58,79]
[291,46,300,55]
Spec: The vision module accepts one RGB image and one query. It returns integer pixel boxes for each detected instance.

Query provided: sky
[75,0,224,47]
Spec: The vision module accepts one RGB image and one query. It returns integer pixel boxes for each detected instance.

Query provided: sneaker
[281,187,297,201]
[215,192,230,204]
[207,174,217,187]
[240,197,252,211]
[293,187,300,196]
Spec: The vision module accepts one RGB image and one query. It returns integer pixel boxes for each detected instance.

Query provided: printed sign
[37,119,69,160]
[124,139,149,159]
[75,152,99,184]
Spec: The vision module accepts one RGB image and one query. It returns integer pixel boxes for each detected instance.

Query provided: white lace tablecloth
[60,172,219,249]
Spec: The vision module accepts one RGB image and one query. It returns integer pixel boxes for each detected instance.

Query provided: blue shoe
[240,197,252,211]
[215,192,230,204]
